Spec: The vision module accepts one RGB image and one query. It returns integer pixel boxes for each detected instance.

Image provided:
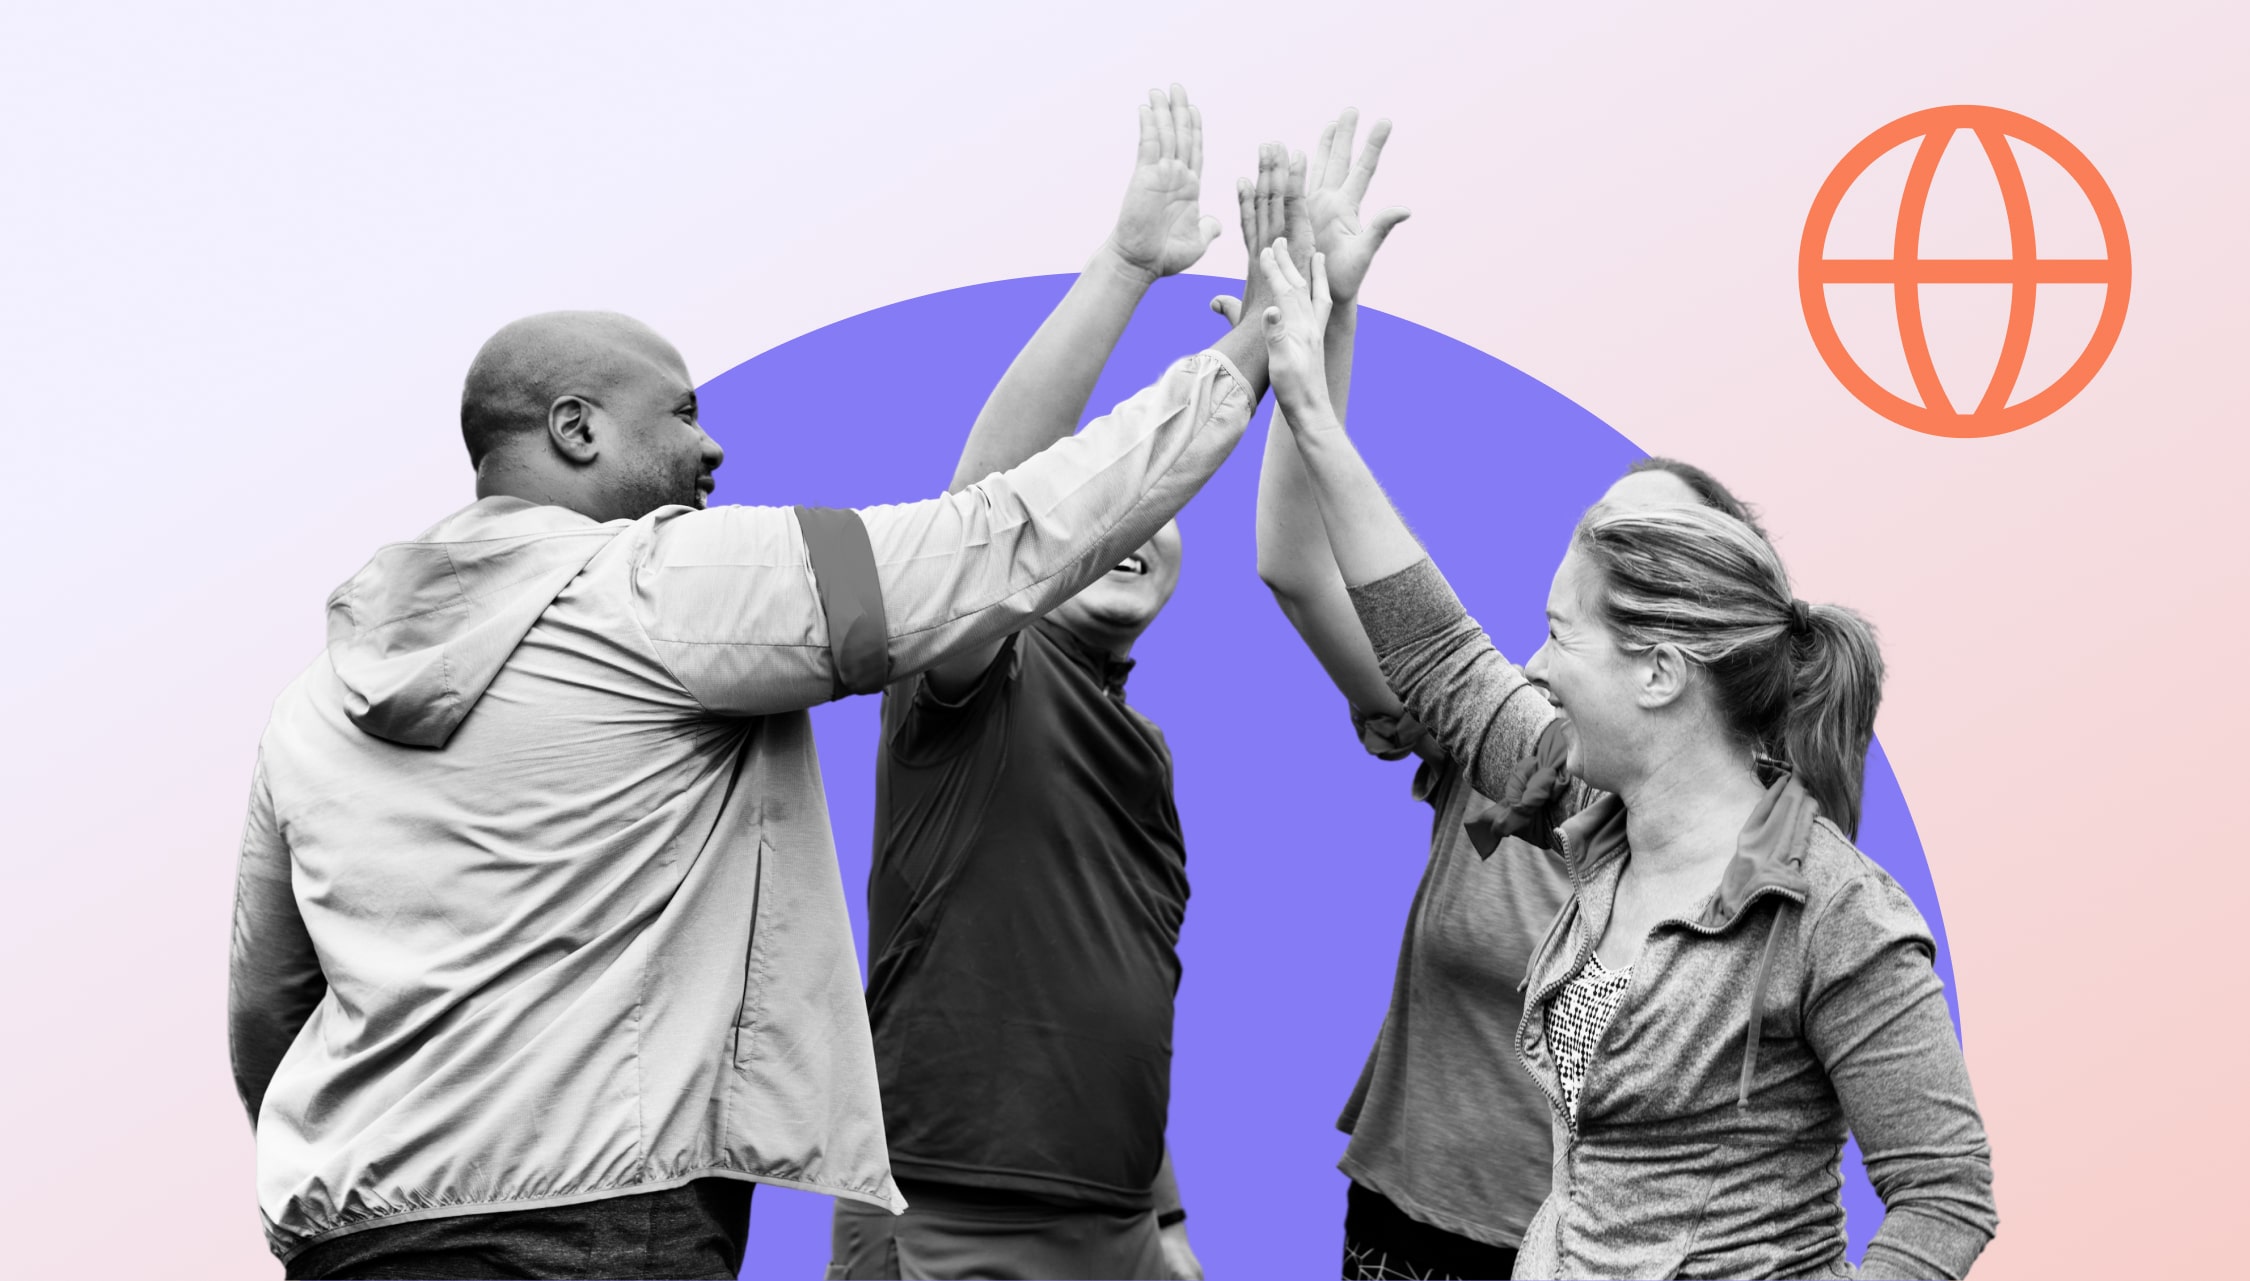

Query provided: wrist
[1093,238,1161,289]
[1278,392,1341,434]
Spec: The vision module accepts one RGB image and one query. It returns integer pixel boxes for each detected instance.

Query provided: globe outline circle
[1799,105,2131,439]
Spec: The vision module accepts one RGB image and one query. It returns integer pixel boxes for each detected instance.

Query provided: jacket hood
[1556,768,1820,933]
[323,497,619,747]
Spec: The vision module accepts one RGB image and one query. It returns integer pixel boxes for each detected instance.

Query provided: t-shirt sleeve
[1346,558,1559,805]
[885,632,1020,765]
[1348,701,1438,762]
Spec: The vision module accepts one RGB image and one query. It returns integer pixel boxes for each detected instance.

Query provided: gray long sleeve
[1808,878,1999,1279]
[1347,558,1557,801]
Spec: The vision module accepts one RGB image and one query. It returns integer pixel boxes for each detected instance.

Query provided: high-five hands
[1258,240,1334,425]
[1307,110,1409,304]
[1214,143,1308,327]
[1213,111,1402,325]
[1106,85,1223,281]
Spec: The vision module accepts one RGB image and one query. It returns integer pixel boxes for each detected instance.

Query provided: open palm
[1307,110,1410,302]
[1109,86,1220,279]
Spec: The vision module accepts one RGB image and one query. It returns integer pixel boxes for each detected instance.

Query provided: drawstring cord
[1736,902,1791,1108]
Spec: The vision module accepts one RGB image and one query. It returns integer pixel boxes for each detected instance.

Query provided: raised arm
[1248,112,1415,732]
[1256,245,1556,795]
[631,320,1275,718]
[927,86,1219,695]
[227,755,326,1128]
[946,85,1219,495]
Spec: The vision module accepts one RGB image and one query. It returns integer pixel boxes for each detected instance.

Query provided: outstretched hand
[1308,110,1409,303]
[1106,85,1222,280]
[1214,143,1309,328]
[1257,238,1333,424]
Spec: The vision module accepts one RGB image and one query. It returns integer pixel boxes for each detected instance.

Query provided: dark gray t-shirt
[864,619,1187,1209]
[1336,710,1578,1250]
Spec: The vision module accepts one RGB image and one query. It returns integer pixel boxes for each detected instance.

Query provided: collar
[1032,617,1137,695]
[1556,769,1819,934]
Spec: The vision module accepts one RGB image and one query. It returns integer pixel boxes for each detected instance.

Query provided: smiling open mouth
[1112,555,1148,575]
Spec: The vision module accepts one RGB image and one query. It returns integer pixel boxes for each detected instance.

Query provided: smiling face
[1045,518,1184,658]
[587,327,725,518]
[1523,543,1652,791]
[1518,467,1713,782]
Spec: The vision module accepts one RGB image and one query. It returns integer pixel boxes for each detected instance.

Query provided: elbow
[1254,554,1301,603]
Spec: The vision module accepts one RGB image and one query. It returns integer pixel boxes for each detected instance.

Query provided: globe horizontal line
[1810,258,2120,284]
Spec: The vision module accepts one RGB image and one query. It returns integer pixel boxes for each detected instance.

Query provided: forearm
[1256,415,1401,716]
[948,245,1156,493]
[1256,298,1359,593]
[1285,408,1425,588]
[1151,1146,1182,1220]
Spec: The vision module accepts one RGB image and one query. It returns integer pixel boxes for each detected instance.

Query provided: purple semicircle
[696,273,1956,1277]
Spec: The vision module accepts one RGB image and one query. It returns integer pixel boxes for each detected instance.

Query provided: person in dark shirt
[827,89,1309,1281]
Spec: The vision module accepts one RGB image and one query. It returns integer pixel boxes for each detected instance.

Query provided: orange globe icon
[1799,106,2130,438]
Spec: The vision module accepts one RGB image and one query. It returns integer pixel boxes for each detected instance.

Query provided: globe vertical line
[1973,127,2040,416]
[1891,128,1956,418]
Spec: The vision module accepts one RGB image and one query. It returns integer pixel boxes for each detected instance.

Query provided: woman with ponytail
[1251,244,1997,1279]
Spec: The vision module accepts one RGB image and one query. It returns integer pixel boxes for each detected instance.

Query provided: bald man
[227,275,1287,1276]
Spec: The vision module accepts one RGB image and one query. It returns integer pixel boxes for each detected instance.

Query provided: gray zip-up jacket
[1351,558,1997,1280]
[227,351,1253,1263]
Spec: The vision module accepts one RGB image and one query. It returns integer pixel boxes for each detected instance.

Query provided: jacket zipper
[1518,824,1593,1142]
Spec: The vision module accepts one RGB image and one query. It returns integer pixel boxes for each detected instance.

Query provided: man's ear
[547,395,601,465]
[1638,642,1692,711]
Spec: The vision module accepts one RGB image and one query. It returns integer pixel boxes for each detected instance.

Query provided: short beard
[608,457,706,521]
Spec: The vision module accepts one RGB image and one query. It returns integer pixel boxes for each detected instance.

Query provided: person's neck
[476,460,598,521]
[1616,738,1768,877]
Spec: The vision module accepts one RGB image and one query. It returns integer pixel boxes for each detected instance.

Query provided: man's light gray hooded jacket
[227,352,1253,1262]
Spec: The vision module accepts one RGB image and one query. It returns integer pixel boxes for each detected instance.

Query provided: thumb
[1197,215,1221,249]
[1366,206,1412,247]
[1262,305,1285,333]
[1209,295,1242,324]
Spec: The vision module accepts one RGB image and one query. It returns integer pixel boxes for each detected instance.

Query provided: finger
[1187,102,1204,176]
[1366,206,1412,249]
[1137,104,1159,168]
[1258,144,1282,246]
[1326,108,1359,191]
[1258,244,1291,295]
[1310,120,1337,193]
[1151,88,1177,160]
[1169,84,1193,168]
[1235,177,1255,251]
[1283,152,1312,260]
[1209,295,1242,324]
[1345,117,1393,203]
[1312,251,1331,312]
[1271,238,1307,292]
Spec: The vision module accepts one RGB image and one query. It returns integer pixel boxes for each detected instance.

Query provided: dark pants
[285,1178,753,1280]
[1342,1181,1518,1281]
[829,1179,1167,1281]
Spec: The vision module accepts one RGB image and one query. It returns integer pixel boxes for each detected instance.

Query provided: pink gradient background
[3,2,2243,1275]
